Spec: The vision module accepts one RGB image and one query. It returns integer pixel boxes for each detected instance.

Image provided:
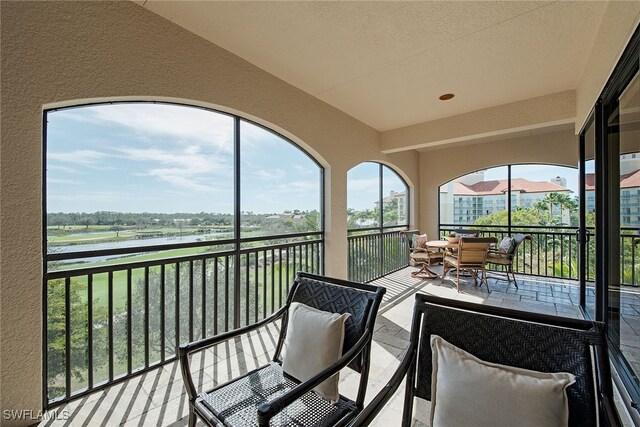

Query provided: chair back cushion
[413,296,603,427]
[413,234,429,249]
[282,302,350,402]
[289,274,380,372]
[430,335,575,427]
[498,236,514,253]
[401,231,420,250]
[510,233,528,254]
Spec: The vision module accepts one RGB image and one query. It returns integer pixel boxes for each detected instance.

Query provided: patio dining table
[410,240,458,279]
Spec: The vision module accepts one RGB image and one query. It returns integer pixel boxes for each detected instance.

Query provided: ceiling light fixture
[439,93,455,101]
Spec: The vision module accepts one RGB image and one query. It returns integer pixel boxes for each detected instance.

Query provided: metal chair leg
[441,263,450,283]
[482,267,491,293]
[188,407,196,427]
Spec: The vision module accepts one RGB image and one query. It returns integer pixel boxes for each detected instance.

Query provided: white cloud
[274,180,319,193]
[347,177,380,193]
[117,147,213,173]
[240,120,280,147]
[48,191,127,203]
[145,168,215,193]
[254,169,287,181]
[48,178,80,185]
[294,164,314,174]
[47,165,81,174]
[48,150,108,166]
[62,104,234,151]
[115,146,232,193]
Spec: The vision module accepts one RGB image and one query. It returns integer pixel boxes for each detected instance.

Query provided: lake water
[49,232,232,264]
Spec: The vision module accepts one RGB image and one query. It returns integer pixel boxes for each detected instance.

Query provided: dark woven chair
[348,294,621,427]
[179,272,386,427]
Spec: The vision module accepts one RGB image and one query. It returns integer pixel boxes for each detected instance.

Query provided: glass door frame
[579,24,640,415]
[578,113,594,312]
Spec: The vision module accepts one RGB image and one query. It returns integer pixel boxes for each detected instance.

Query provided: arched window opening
[438,163,581,282]
[346,162,410,282]
[44,102,324,404]
[347,162,408,230]
[440,164,579,228]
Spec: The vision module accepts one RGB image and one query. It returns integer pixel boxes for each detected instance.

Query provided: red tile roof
[452,178,571,196]
[621,170,640,188]
[585,170,640,190]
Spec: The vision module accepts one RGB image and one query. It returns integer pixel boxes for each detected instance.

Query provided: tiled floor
[40,266,638,426]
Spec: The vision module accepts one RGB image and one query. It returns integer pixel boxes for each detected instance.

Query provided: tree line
[47,210,321,229]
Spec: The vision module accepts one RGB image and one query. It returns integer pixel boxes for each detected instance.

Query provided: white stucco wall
[419,129,578,239]
[0,2,418,423]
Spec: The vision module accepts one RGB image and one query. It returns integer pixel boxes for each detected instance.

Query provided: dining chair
[486,233,531,288]
[441,236,497,292]
[179,272,385,427]
[400,231,444,279]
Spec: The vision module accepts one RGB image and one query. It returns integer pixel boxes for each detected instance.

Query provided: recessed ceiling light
[439,93,455,101]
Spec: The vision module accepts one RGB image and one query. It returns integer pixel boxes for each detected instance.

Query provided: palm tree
[543,192,559,217]
[554,193,574,225]
[534,200,549,213]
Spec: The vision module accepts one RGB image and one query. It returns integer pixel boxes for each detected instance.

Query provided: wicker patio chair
[179,272,386,427]
[486,233,532,288]
[441,236,497,292]
[348,294,621,427]
[400,231,444,279]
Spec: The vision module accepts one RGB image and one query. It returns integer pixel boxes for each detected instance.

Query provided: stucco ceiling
[139,1,608,132]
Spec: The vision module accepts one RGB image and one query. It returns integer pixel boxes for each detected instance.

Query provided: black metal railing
[347,227,409,283]
[44,233,322,406]
[439,224,639,286]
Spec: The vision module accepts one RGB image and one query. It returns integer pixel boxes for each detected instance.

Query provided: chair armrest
[487,249,512,259]
[180,306,287,355]
[347,342,416,427]
[179,306,287,400]
[256,327,374,426]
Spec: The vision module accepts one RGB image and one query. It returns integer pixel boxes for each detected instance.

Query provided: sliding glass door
[580,27,640,415]
[607,70,640,392]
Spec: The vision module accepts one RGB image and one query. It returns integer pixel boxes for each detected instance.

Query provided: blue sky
[347,162,407,211]
[46,104,321,214]
[483,164,580,195]
[46,103,580,215]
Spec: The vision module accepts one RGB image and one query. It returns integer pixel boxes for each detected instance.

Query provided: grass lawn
[55,247,307,314]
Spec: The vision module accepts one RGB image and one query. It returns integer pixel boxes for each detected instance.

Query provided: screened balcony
[41,265,604,426]
[3,2,640,426]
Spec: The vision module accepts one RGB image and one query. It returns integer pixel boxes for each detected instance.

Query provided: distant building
[379,190,408,224]
[550,176,567,187]
[585,155,640,226]
[440,171,573,224]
